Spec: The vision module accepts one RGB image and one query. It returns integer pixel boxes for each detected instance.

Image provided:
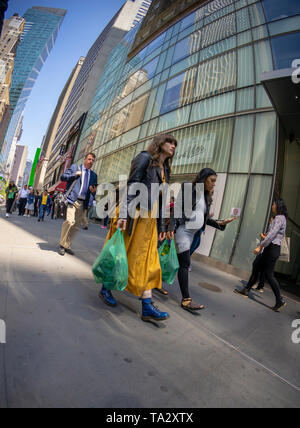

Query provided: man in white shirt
[18,185,30,216]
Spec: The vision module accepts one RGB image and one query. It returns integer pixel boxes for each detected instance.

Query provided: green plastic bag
[158,239,179,285]
[92,229,128,291]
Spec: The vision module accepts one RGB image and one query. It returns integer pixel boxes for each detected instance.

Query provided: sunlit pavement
[0,207,299,408]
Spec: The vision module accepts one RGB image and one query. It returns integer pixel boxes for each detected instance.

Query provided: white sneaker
[6,213,10,218]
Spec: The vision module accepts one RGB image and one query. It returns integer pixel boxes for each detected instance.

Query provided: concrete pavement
[0,208,299,408]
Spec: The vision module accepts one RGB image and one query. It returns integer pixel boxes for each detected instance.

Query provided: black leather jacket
[119,151,175,234]
[175,182,226,232]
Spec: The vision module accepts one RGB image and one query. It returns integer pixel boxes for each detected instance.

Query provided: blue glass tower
[0,6,66,167]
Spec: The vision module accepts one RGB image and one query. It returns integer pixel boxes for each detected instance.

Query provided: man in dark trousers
[58,153,98,256]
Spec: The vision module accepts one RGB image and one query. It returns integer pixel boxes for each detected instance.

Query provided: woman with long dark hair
[99,134,177,322]
[175,168,230,311]
[234,198,288,312]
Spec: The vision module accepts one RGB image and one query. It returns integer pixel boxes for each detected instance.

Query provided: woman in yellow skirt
[100,134,177,321]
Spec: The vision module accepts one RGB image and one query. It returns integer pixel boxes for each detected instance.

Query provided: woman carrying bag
[100,134,177,322]
[175,168,236,311]
[234,199,288,312]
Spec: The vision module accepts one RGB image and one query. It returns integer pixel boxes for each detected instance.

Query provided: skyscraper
[0,6,66,168]
[44,0,152,189]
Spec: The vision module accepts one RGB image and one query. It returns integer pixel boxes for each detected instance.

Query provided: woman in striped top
[234,198,288,312]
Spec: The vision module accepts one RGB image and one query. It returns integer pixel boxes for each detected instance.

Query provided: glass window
[195,51,236,101]
[249,3,266,27]
[232,175,273,270]
[169,53,199,79]
[236,87,255,111]
[262,0,300,22]
[210,174,248,264]
[191,92,235,123]
[229,114,255,173]
[152,83,167,118]
[172,117,234,175]
[268,16,300,37]
[180,11,197,31]
[201,14,236,48]
[236,7,251,33]
[143,87,158,122]
[199,36,236,61]
[237,30,252,46]
[123,92,149,133]
[252,25,268,41]
[160,70,196,114]
[271,32,300,70]
[251,112,276,174]
[119,126,140,148]
[157,105,191,133]
[256,85,272,108]
[172,37,192,64]
[148,117,158,136]
[254,40,273,83]
[237,45,255,88]
[139,122,149,140]
[146,32,166,56]
[163,44,176,70]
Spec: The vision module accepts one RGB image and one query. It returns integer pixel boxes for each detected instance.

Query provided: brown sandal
[155,288,168,296]
[181,298,204,311]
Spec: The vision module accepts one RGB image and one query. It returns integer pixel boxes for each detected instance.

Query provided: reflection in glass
[262,0,300,22]
[210,174,248,264]
[251,112,276,174]
[229,114,254,173]
[271,32,300,70]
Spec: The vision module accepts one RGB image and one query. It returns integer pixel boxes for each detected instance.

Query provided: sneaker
[58,246,65,256]
[188,266,192,272]
[234,287,249,298]
[141,298,169,321]
[6,213,9,218]
[99,286,117,307]
[100,225,107,229]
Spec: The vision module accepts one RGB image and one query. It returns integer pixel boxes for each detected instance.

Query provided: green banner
[29,148,41,187]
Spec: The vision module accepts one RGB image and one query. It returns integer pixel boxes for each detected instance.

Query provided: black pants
[177,250,191,299]
[19,198,27,215]
[6,199,14,214]
[247,244,282,304]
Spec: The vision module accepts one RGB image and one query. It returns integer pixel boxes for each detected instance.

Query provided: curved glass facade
[74,0,300,272]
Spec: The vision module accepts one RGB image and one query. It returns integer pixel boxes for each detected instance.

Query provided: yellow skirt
[103,206,162,297]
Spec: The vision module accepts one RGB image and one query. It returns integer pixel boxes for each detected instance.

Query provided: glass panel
[232,175,273,270]
[172,37,193,64]
[146,32,166,56]
[152,83,167,118]
[235,0,248,10]
[251,111,276,174]
[269,16,300,37]
[180,11,197,31]
[157,105,191,133]
[236,87,255,111]
[236,7,251,33]
[148,117,158,136]
[237,45,255,88]
[191,92,235,122]
[163,44,176,70]
[156,50,167,74]
[99,146,136,183]
[229,115,254,172]
[143,87,158,122]
[195,51,236,100]
[123,92,149,133]
[201,14,236,48]
[252,25,268,41]
[271,32,300,70]
[172,117,234,175]
[262,0,300,22]
[160,69,196,114]
[210,174,248,264]
[169,53,199,79]
[119,126,140,148]
[199,36,236,61]
[139,122,149,139]
[254,40,273,83]
[249,3,266,27]
[256,85,272,108]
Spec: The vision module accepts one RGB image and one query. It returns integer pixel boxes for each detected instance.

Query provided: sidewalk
[0,209,299,408]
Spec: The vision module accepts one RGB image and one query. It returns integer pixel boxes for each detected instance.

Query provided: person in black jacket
[99,134,177,322]
[175,168,236,311]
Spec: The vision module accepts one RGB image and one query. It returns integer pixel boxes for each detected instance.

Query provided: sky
[6,0,126,161]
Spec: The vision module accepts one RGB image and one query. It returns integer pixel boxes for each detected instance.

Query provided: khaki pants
[82,208,89,228]
[60,201,84,249]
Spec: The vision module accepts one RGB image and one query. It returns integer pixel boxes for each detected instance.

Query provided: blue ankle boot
[141,298,169,321]
[99,286,117,307]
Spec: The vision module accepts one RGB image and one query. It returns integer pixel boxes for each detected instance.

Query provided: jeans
[39,205,47,220]
[6,199,14,214]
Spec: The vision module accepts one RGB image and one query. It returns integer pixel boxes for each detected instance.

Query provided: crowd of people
[2,134,289,321]
[56,135,288,323]
[4,182,67,221]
